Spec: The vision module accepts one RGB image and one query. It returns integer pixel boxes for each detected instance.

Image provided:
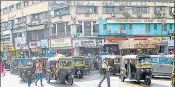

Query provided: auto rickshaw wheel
[67,77,73,85]
[78,74,80,79]
[120,75,125,82]
[145,78,151,85]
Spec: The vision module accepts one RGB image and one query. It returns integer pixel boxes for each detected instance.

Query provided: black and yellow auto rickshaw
[113,55,122,75]
[46,54,73,85]
[32,57,48,77]
[18,58,35,82]
[84,57,91,74]
[10,58,20,74]
[120,54,152,85]
[71,56,85,79]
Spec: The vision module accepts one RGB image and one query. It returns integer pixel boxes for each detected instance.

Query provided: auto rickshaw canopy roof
[123,54,150,60]
[31,57,48,60]
[48,54,71,61]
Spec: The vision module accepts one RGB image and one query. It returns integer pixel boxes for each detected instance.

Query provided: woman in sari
[0,60,5,76]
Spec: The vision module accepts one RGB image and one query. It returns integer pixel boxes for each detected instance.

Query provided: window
[103,24,107,30]
[14,19,18,25]
[93,21,98,32]
[84,21,91,29]
[76,6,97,14]
[54,7,70,16]
[3,7,7,13]
[164,24,167,31]
[154,24,157,29]
[154,7,164,15]
[170,24,172,29]
[24,1,29,7]
[103,6,116,13]
[121,24,125,30]
[32,14,39,21]
[22,16,26,23]
[17,33,22,37]
[116,7,125,14]
[52,24,56,33]
[133,7,148,14]
[145,24,150,31]
[76,21,82,33]
[16,2,21,9]
[9,5,14,11]
[129,24,132,29]
[169,7,174,16]
[66,22,71,36]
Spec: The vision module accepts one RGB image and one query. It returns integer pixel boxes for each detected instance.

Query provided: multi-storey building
[1,1,174,58]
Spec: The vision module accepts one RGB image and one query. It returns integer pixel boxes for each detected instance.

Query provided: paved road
[1,71,172,87]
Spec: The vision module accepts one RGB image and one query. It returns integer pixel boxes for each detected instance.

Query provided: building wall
[98,19,174,36]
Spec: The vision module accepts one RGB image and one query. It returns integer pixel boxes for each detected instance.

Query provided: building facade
[1,1,175,58]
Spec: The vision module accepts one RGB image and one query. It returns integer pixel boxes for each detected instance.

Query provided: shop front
[104,37,128,55]
[73,38,103,56]
[15,42,29,58]
[168,36,174,54]
[29,41,41,57]
[153,37,169,54]
[49,36,73,57]
[40,39,49,57]
[119,40,157,55]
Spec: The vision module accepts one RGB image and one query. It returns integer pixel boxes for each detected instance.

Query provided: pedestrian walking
[26,71,32,87]
[35,60,44,86]
[0,60,6,76]
[98,58,110,87]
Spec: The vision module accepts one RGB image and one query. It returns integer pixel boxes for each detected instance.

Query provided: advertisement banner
[73,39,96,47]
[50,37,72,47]
[15,42,29,50]
[153,37,169,46]
[29,41,40,49]
[119,40,157,49]
[104,37,128,44]
[168,40,174,47]
[40,39,48,48]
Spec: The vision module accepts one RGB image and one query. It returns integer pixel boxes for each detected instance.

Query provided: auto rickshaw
[107,55,116,74]
[10,58,20,74]
[113,55,122,75]
[18,58,35,82]
[32,57,48,77]
[71,56,85,79]
[84,57,91,74]
[46,54,73,85]
[120,54,152,85]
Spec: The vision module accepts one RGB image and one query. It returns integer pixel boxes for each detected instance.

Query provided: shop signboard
[29,41,40,49]
[119,40,157,49]
[1,45,15,51]
[107,19,173,23]
[50,37,72,47]
[15,42,29,50]
[153,37,169,46]
[104,37,128,44]
[40,39,48,48]
[73,39,97,47]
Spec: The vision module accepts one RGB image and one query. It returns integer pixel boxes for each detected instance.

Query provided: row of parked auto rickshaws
[10,54,92,85]
[99,54,175,86]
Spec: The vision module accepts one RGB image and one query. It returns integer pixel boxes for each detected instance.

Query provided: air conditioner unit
[111,13,116,17]
[85,14,90,17]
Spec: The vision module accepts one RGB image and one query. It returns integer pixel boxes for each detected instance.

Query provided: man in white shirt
[98,58,110,87]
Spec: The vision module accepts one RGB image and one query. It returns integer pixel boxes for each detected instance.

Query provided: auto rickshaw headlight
[140,69,144,72]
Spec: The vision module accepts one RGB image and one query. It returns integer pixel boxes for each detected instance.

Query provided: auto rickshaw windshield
[13,60,19,66]
[73,58,83,64]
[115,58,121,63]
[60,60,72,67]
[136,57,151,65]
[19,59,33,66]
